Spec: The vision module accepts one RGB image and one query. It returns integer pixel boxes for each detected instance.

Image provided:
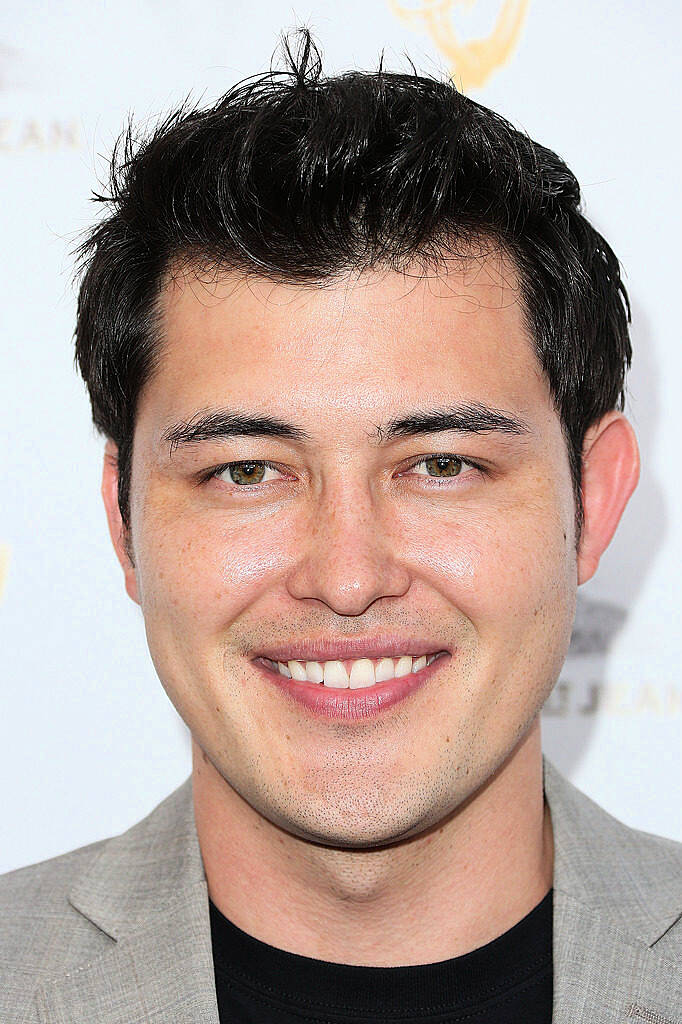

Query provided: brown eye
[420,456,463,478]
[228,462,267,485]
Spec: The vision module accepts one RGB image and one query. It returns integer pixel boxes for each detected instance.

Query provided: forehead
[142,254,552,435]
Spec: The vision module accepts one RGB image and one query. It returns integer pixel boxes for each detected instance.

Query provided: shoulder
[543,755,682,956]
[0,777,196,1021]
[0,839,115,1020]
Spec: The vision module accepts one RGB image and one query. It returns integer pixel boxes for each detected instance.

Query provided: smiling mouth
[257,652,447,689]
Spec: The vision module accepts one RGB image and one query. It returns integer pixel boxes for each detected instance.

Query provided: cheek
[134,505,296,633]
[130,504,298,729]
[407,498,574,632]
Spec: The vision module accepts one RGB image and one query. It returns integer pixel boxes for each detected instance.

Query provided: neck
[192,721,553,967]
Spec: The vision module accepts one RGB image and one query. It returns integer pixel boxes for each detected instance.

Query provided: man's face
[123,256,577,847]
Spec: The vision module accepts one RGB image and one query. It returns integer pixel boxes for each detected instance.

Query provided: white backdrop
[0,0,679,874]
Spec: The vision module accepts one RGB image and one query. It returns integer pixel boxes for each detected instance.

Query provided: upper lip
[253,637,449,664]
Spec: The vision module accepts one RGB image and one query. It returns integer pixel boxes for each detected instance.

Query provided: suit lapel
[545,757,682,1024]
[36,881,219,1023]
[552,888,680,1024]
[36,778,219,1024]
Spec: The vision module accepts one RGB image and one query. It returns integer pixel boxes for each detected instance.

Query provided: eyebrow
[377,404,531,443]
[161,402,531,456]
[162,410,311,456]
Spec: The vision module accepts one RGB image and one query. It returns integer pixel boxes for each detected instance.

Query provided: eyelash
[199,460,286,487]
[198,455,484,489]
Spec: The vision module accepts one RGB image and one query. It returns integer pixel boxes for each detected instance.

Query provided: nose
[285,481,411,616]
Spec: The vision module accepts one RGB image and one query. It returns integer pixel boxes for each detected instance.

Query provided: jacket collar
[38,758,679,1023]
[543,757,680,1024]
[542,756,680,948]
[38,778,220,1023]
[67,777,203,943]
[68,759,678,949]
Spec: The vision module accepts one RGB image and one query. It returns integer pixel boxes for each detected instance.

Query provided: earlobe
[577,412,640,585]
[101,440,141,606]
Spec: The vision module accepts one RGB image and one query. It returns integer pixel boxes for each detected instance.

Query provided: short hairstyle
[74,31,631,545]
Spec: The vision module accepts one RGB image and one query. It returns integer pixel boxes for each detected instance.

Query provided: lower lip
[252,653,450,720]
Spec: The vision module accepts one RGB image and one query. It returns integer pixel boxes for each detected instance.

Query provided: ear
[577,411,640,585]
[101,440,141,605]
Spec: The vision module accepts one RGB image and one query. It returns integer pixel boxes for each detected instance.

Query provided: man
[1,31,679,1023]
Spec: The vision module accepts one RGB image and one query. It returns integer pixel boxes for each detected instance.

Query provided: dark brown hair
[75,31,631,541]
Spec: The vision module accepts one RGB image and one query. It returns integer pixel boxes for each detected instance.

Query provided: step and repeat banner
[1,0,679,872]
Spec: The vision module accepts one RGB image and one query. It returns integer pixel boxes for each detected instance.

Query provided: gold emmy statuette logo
[388,0,530,92]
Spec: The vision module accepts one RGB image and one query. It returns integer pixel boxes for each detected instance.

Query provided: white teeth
[271,652,442,686]
[323,660,350,688]
[305,661,324,683]
[395,656,413,677]
[375,657,395,682]
[349,658,375,689]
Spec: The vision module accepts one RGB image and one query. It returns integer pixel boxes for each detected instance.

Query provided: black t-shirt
[209,888,553,1023]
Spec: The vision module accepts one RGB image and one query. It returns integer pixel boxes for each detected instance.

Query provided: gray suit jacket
[1,756,680,1023]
